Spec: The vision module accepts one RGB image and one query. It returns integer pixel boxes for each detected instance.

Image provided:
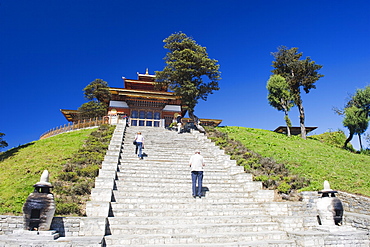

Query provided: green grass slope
[218,126,370,197]
[0,129,95,215]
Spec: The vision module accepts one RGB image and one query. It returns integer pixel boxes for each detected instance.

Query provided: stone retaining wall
[338,191,370,215]
[345,212,370,232]
[0,216,23,235]
[0,215,83,237]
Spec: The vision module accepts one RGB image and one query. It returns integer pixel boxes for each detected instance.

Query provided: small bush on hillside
[77,164,100,177]
[57,172,79,182]
[205,126,310,200]
[310,130,355,151]
[56,202,80,215]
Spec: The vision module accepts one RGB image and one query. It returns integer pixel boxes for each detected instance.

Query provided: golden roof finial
[145,68,149,75]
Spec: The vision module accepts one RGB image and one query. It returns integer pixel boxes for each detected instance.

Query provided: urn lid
[318,180,337,194]
[34,170,53,188]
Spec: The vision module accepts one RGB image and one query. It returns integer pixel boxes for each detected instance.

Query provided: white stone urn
[316,180,343,226]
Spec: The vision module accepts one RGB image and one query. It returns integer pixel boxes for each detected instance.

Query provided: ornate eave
[125,79,155,84]
[60,109,80,122]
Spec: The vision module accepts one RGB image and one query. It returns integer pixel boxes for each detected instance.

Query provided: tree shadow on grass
[0,143,35,161]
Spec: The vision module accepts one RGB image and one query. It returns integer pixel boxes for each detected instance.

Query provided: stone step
[118,160,239,168]
[104,231,290,245]
[120,155,226,161]
[115,175,248,183]
[112,188,261,197]
[105,240,296,247]
[107,215,274,225]
[114,184,261,193]
[0,235,104,247]
[110,205,270,217]
[118,160,233,167]
[107,222,280,235]
[114,178,256,188]
[123,140,206,146]
[111,194,270,203]
[116,168,242,175]
[117,168,243,177]
[114,183,256,192]
[119,154,225,162]
[118,163,235,171]
[115,174,247,181]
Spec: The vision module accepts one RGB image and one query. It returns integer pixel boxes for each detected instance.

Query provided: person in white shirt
[134,132,144,159]
[189,150,205,198]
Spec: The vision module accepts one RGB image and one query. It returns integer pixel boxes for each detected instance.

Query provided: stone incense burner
[23,170,56,231]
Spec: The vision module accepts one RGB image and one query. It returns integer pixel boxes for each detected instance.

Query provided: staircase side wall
[338,191,370,215]
[0,216,23,235]
[0,216,84,237]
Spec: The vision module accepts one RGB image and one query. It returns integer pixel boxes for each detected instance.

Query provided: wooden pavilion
[273,126,317,135]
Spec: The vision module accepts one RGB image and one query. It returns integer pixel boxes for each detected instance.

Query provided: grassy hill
[0,128,96,215]
[217,126,370,197]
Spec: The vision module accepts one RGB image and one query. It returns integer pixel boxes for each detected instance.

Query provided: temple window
[131,110,138,118]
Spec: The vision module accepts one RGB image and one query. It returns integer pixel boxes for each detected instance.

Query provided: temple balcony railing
[39,117,110,140]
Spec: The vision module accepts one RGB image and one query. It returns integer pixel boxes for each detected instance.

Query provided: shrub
[310,130,355,151]
[277,182,291,194]
[56,202,80,215]
[71,179,94,195]
[77,164,100,177]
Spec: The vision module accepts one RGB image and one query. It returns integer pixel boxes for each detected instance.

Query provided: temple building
[61,69,222,127]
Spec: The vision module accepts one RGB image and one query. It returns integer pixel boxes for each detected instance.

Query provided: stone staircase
[103,125,297,246]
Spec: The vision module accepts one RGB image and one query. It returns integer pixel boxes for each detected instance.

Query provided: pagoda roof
[122,69,168,91]
[137,68,156,81]
[109,87,178,100]
[123,78,168,91]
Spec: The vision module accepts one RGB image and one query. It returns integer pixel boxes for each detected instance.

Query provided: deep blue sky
[1,0,370,151]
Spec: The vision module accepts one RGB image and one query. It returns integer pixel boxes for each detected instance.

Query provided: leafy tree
[271,46,323,139]
[78,79,111,120]
[342,85,370,149]
[78,101,107,120]
[0,132,8,149]
[266,75,295,136]
[155,32,221,122]
[83,79,111,106]
[343,106,369,149]
[351,85,370,113]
